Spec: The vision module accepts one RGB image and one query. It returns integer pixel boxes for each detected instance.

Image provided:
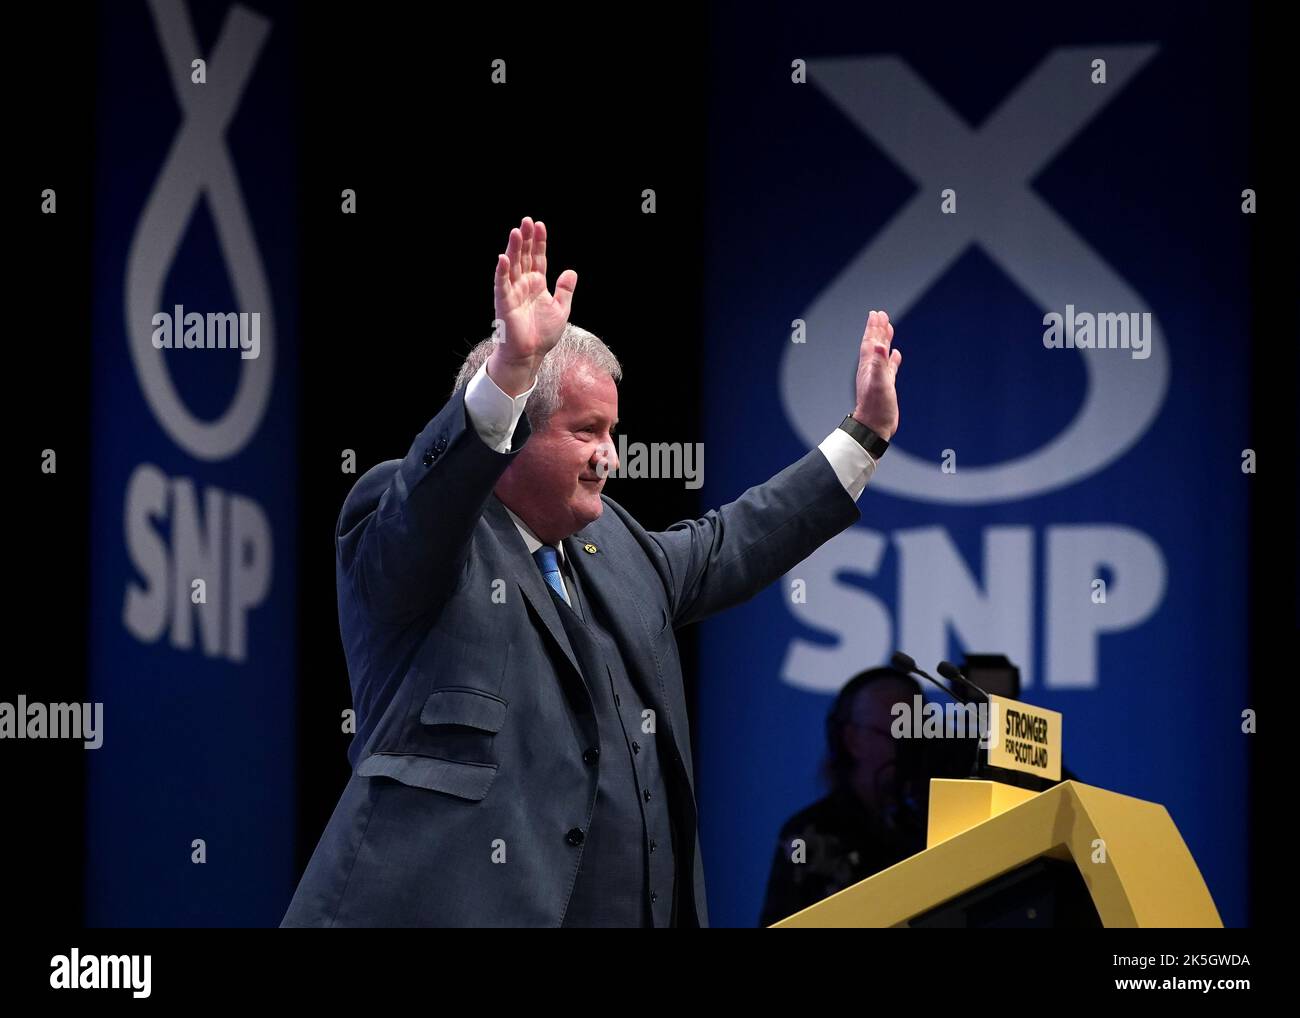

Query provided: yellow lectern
[771,779,1222,928]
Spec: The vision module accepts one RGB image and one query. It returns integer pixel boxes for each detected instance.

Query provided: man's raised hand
[489,217,578,396]
[852,310,902,440]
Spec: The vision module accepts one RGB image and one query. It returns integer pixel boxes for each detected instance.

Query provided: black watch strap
[838,414,889,459]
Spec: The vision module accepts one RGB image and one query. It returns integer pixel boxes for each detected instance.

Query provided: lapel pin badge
[583,542,598,554]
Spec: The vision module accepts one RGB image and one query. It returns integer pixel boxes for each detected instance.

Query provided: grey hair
[451,323,622,432]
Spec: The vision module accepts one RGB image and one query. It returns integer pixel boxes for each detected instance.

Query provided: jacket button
[434,436,448,454]
[632,741,640,754]
[650,839,657,852]
[583,748,600,765]
[651,891,658,904]
[643,788,652,802]
[565,827,585,846]
[421,448,435,467]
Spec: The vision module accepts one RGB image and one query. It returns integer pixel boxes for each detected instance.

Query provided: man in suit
[281,216,904,927]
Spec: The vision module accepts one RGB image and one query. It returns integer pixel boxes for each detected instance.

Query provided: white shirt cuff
[818,427,877,502]
[464,360,536,453]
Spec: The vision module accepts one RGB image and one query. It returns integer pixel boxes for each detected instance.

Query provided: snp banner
[700,4,1250,927]
[89,0,297,925]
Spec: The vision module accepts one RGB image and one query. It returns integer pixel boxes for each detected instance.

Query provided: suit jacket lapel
[483,497,585,687]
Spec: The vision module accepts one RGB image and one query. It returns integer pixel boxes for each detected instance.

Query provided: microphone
[937,660,992,704]
[891,651,971,703]
[890,651,983,779]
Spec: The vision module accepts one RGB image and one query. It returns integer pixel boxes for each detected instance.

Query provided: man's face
[844,680,915,785]
[496,361,620,544]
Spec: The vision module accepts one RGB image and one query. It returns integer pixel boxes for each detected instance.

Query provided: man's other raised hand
[489,217,578,397]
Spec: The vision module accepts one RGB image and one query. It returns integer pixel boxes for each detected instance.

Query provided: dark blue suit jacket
[281,387,861,926]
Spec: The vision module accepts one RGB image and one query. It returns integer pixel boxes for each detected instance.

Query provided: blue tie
[533,546,570,606]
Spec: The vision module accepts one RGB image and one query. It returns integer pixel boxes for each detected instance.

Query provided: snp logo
[122,1,275,663]
[780,46,1167,691]
[51,949,151,999]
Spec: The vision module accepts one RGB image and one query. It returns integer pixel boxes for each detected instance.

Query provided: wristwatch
[838,413,890,459]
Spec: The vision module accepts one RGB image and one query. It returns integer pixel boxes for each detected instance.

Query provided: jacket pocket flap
[357,753,497,800]
[420,687,507,733]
